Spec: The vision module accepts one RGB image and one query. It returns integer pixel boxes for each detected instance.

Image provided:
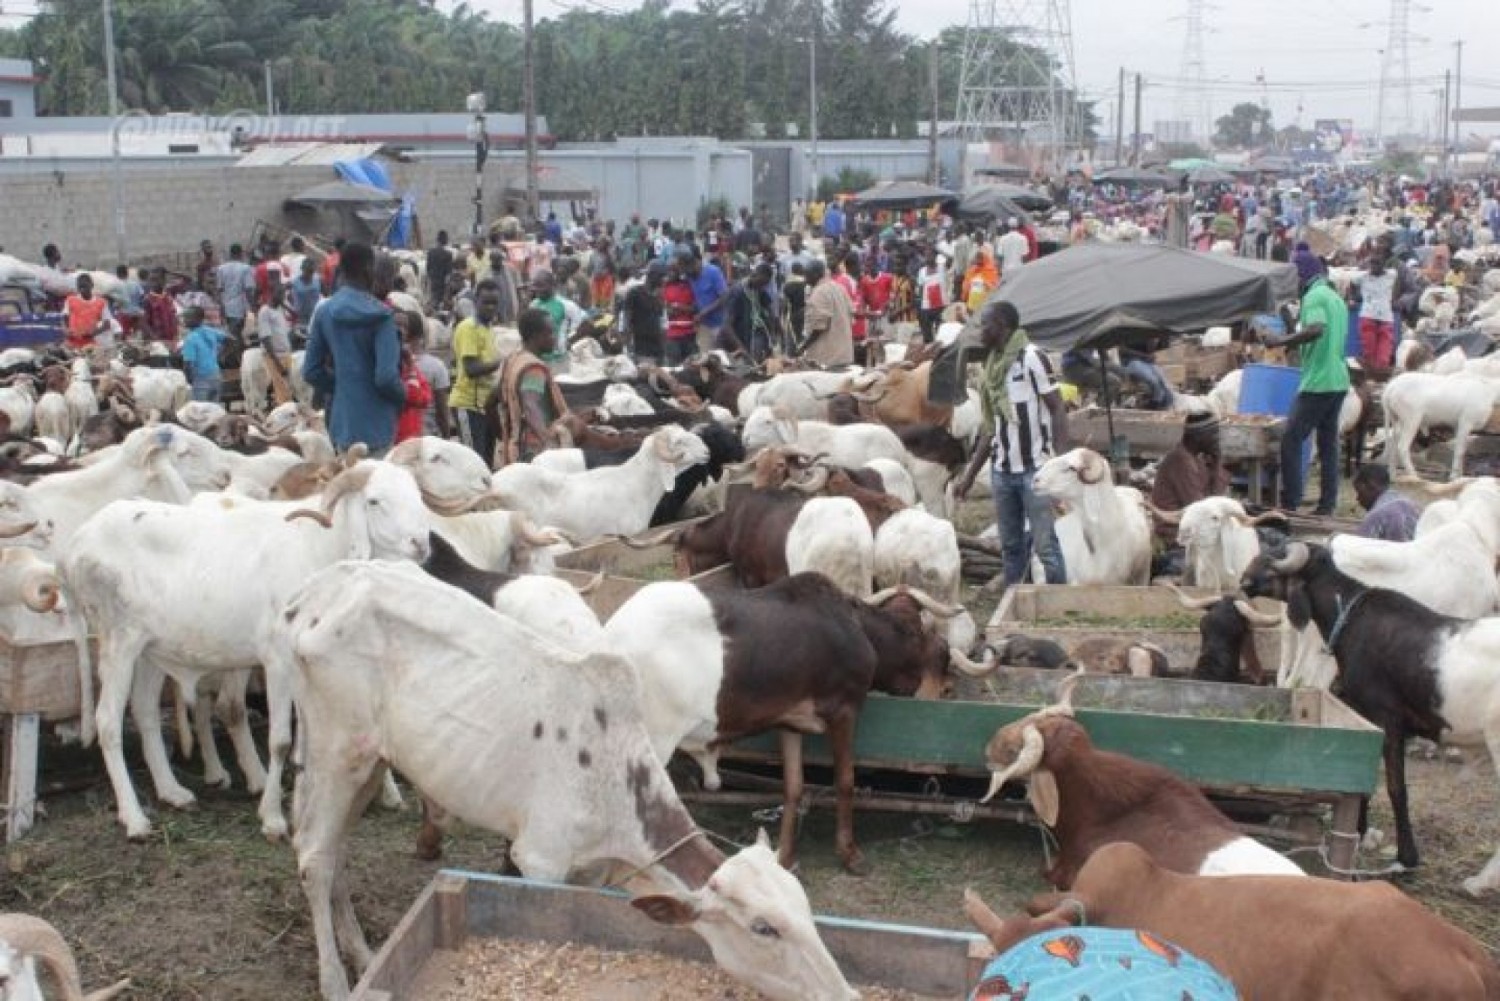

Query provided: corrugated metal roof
[234,142,390,167]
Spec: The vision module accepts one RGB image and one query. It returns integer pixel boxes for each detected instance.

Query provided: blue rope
[1324,589,1367,653]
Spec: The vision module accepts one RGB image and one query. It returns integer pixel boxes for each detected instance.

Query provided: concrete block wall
[0,162,510,269]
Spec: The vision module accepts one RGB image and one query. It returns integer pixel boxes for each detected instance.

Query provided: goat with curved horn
[612,526,684,549]
[1076,450,1110,485]
[283,464,375,529]
[1163,582,1223,611]
[1145,500,1182,525]
[573,570,606,596]
[787,465,831,494]
[980,723,1044,804]
[0,913,131,1001]
[1230,509,1290,528]
[513,513,572,548]
[1269,541,1311,573]
[866,584,966,619]
[1393,473,1473,498]
[1233,599,1284,628]
[949,645,1000,677]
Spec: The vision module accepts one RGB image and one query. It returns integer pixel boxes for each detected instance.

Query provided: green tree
[1214,102,1272,150]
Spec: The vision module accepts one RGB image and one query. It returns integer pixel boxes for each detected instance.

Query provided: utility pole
[1441,71,1450,175]
[927,39,940,186]
[522,0,539,225]
[103,0,125,265]
[1452,39,1463,171]
[264,60,274,117]
[1132,72,1142,165]
[1114,66,1124,165]
[809,28,819,198]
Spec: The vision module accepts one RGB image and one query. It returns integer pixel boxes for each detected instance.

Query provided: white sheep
[490,425,709,542]
[1033,448,1151,585]
[874,507,975,651]
[785,496,874,598]
[1383,371,1500,480]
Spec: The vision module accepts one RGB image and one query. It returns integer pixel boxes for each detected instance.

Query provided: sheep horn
[1163,582,1221,611]
[285,508,334,528]
[1233,599,1285,628]
[1268,541,1311,574]
[22,567,60,613]
[613,526,682,548]
[949,646,1000,677]
[900,585,966,619]
[849,388,888,404]
[1393,473,1472,498]
[573,570,606,596]
[512,513,573,548]
[1144,500,1182,525]
[1231,510,1289,527]
[786,465,831,494]
[0,519,38,539]
[980,724,1044,804]
[1076,451,1109,485]
[1041,670,1082,718]
[865,585,902,606]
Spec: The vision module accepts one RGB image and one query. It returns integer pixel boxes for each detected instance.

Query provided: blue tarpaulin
[334,157,412,248]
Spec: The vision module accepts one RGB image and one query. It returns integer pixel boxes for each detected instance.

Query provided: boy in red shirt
[662,266,698,366]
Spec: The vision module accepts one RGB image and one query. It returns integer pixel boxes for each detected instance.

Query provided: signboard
[1313,119,1355,154]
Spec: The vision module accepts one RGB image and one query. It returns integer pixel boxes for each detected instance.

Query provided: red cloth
[663,280,697,341]
[1021,224,1039,262]
[1359,317,1395,370]
[859,273,894,314]
[142,291,178,342]
[396,360,432,444]
[833,273,866,340]
[255,261,286,302]
[321,252,340,289]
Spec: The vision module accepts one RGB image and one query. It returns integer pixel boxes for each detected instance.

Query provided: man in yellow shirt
[448,279,502,466]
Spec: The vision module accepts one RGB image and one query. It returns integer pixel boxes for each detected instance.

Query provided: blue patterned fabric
[971,927,1239,1000]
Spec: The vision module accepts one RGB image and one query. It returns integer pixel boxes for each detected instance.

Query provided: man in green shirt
[527,270,571,368]
[1268,251,1350,515]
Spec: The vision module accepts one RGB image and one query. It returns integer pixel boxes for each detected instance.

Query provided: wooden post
[1326,794,1364,879]
[3,713,39,843]
[434,872,469,951]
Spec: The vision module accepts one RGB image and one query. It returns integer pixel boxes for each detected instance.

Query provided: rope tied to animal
[605,829,709,891]
[1323,589,1369,653]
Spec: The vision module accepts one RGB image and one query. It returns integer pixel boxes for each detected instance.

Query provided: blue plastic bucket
[1238,363,1301,417]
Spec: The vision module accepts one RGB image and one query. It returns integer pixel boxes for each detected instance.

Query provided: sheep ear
[632,893,701,926]
[1029,768,1060,827]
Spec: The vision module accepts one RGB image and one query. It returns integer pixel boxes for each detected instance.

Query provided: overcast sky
[464,0,1500,140]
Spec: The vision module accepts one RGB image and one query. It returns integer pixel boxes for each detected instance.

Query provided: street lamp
[466,91,489,240]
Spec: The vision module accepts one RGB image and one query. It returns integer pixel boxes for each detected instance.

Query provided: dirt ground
[3,725,1496,1000]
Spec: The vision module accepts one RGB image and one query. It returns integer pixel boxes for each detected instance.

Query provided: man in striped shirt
[955,300,1069,588]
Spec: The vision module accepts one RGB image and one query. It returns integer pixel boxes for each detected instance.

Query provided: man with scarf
[955,300,1068,588]
[1266,250,1349,515]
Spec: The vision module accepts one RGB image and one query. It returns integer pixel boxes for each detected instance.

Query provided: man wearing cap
[1266,251,1350,516]
[1151,412,1230,542]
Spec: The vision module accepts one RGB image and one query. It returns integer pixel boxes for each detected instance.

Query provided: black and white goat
[1242,542,1500,895]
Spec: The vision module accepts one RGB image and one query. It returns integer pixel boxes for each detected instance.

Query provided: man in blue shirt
[677,248,729,353]
[179,306,226,402]
[302,242,405,454]
[823,201,845,242]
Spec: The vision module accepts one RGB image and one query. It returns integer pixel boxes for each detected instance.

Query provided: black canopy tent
[1093,166,1175,188]
[970,182,1053,211]
[950,187,1030,224]
[927,244,1298,447]
[849,180,956,211]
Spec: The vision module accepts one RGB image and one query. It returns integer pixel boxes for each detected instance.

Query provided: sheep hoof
[202,769,232,790]
[122,814,154,841]
[158,785,197,809]
[261,817,290,843]
[1462,876,1495,898]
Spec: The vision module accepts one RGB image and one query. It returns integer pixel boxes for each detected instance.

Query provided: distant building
[0,59,39,123]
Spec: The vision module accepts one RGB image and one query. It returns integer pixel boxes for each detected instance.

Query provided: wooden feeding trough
[351,870,989,1000]
[553,519,736,619]
[1157,341,1237,385]
[714,670,1381,875]
[0,613,91,843]
[988,583,1281,679]
[1068,408,1286,503]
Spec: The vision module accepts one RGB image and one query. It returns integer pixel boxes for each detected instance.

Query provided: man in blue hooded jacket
[302,241,405,454]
